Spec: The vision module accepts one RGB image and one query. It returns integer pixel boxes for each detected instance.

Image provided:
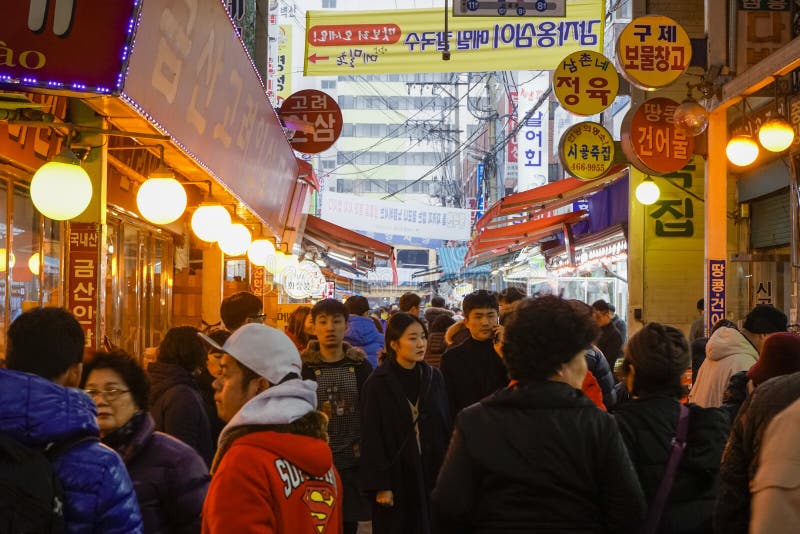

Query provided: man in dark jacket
[423,295,454,327]
[586,346,616,408]
[440,290,508,415]
[592,299,624,371]
[0,308,142,533]
[714,371,800,534]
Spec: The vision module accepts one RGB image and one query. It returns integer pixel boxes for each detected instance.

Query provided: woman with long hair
[285,305,314,351]
[360,313,451,534]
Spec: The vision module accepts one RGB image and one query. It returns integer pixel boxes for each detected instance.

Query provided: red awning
[301,214,394,274]
[297,159,319,191]
[466,210,587,266]
[475,165,628,232]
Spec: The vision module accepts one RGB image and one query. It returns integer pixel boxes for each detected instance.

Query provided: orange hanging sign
[621,98,694,175]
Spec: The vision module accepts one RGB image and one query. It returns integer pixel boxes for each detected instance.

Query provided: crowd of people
[1,288,799,534]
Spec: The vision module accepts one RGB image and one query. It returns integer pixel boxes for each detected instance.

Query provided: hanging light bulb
[218,223,251,256]
[191,204,231,242]
[635,178,660,205]
[0,249,16,272]
[758,117,795,152]
[726,135,760,166]
[31,149,93,220]
[247,239,276,266]
[136,168,187,224]
[673,98,709,136]
[28,253,40,275]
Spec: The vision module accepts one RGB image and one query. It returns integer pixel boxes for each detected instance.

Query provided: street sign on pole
[453,1,566,17]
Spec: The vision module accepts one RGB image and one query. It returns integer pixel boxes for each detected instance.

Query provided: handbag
[642,403,690,534]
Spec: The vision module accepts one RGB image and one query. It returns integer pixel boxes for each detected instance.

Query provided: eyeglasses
[247,314,267,323]
[83,388,130,402]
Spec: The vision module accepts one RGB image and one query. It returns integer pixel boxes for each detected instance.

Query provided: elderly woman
[82,350,210,533]
[614,323,730,534]
[433,296,645,532]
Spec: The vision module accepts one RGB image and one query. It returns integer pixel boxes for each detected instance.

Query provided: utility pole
[254,0,269,81]
[485,73,496,205]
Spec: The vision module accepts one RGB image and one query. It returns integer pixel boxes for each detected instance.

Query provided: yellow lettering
[19,50,45,70]
[0,40,16,67]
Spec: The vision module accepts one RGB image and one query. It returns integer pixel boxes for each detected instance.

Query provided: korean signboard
[0,0,138,94]
[517,74,550,191]
[553,50,619,116]
[0,93,67,168]
[280,90,343,154]
[616,15,692,90]
[280,261,326,300]
[558,121,614,180]
[454,1,567,17]
[67,223,101,349]
[506,90,519,184]
[321,191,472,245]
[276,25,293,103]
[646,157,704,240]
[621,97,694,175]
[735,1,791,75]
[123,0,299,240]
[304,2,605,75]
[708,260,726,334]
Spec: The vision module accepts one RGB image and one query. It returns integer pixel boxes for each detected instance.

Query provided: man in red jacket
[200,323,343,534]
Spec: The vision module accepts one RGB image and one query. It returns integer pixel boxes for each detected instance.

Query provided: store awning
[297,159,319,191]
[476,165,628,232]
[301,214,394,274]
[466,210,587,266]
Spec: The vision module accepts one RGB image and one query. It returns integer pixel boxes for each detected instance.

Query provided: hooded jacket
[344,314,384,368]
[103,412,209,534]
[203,379,342,534]
[689,327,758,408]
[148,361,213,465]
[424,306,454,326]
[0,369,143,534]
[433,381,646,533]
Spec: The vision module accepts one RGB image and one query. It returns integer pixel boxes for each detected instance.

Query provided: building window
[322,159,336,170]
[322,0,337,8]
[321,79,336,89]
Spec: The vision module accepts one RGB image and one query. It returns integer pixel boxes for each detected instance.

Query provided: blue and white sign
[708,259,726,335]
[517,74,550,191]
[477,163,485,219]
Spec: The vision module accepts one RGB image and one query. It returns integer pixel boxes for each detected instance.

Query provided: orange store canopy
[301,214,394,273]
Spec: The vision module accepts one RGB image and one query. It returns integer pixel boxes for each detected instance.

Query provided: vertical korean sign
[68,223,101,350]
[517,74,550,191]
[708,260,726,334]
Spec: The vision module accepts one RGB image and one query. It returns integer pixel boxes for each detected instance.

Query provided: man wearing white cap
[200,323,343,534]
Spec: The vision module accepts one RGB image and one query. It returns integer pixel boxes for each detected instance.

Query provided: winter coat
[689,327,758,408]
[582,371,606,410]
[714,371,800,534]
[440,337,508,416]
[597,323,624,370]
[424,331,447,368]
[749,395,800,533]
[444,321,470,348]
[360,360,452,534]
[0,369,143,534]
[103,412,209,534]
[586,346,616,408]
[424,307,454,326]
[721,370,752,419]
[611,315,627,342]
[432,380,646,533]
[613,396,730,534]
[148,361,213,465]
[203,379,342,534]
[344,314,384,368]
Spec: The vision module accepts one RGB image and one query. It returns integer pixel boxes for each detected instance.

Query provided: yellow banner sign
[277,25,293,102]
[304,1,605,75]
[616,15,692,90]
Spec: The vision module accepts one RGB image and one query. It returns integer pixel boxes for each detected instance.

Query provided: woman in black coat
[82,350,210,534]
[432,296,646,533]
[613,323,730,534]
[360,312,452,534]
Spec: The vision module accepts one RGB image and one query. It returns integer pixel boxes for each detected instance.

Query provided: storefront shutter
[750,188,790,249]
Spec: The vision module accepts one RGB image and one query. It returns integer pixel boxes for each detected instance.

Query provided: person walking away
[219,291,264,331]
[689,305,787,407]
[0,307,142,533]
[614,323,730,534]
[497,287,526,324]
[302,299,373,534]
[82,350,209,533]
[432,296,645,533]
[148,326,214,465]
[748,394,800,533]
[399,292,422,319]
[360,313,451,534]
[424,314,455,368]
[344,295,384,368]
[200,323,342,534]
[591,300,624,371]
[440,290,508,416]
[689,299,705,342]
[423,295,454,327]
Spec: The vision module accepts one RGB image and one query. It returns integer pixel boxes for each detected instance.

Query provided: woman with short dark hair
[82,350,209,533]
[148,326,214,465]
[360,313,451,534]
[433,296,645,533]
[614,323,730,533]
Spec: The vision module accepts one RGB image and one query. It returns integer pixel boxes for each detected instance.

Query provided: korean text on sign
[708,260,726,333]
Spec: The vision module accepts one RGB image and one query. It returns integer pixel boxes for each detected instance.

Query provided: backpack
[0,433,98,534]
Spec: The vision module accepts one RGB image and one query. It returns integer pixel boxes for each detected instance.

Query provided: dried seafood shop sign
[621,98,693,175]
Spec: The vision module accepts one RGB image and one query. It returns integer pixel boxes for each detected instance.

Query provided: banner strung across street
[304,1,605,75]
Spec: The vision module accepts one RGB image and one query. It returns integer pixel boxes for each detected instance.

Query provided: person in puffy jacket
[344,295,383,368]
[433,296,645,533]
[82,350,209,534]
[0,307,142,533]
[149,326,214,465]
[614,323,730,534]
[424,314,455,368]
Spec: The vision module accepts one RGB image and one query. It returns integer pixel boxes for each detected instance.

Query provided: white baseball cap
[199,323,302,385]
